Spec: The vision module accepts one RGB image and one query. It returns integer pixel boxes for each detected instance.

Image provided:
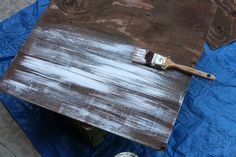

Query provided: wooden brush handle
[165,59,216,80]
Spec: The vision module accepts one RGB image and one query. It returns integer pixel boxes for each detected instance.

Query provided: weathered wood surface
[0,0,216,149]
[207,0,236,49]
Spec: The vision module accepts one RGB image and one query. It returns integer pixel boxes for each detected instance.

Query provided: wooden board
[0,0,216,149]
[207,0,236,49]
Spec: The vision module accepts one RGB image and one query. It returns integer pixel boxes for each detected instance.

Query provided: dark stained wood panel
[0,0,216,149]
[48,0,216,66]
[207,0,236,49]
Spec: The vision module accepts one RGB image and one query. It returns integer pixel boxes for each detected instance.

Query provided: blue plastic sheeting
[0,1,236,156]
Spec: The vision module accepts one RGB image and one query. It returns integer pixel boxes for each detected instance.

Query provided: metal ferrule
[151,53,167,68]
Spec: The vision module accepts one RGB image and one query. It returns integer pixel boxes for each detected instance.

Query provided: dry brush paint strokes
[0,0,217,149]
[2,27,182,148]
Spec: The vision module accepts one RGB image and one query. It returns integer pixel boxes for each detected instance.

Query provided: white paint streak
[32,28,181,102]
[4,80,28,93]
[86,53,179,102]
[20,56,110,93]
[34,28,135,58]
[50,4,59,10]
[112,0,154,10]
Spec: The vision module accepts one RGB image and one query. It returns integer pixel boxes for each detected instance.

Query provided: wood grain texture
[0,0,216,149]
[207,0,236,49]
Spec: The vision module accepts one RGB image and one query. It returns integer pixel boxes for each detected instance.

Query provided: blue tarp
[0,1,236,156]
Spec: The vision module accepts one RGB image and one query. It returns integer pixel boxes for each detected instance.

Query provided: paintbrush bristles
[131,49,166,67]
[131,48,148,65]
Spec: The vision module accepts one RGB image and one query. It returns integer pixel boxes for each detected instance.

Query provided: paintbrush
[131,49,216,80]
